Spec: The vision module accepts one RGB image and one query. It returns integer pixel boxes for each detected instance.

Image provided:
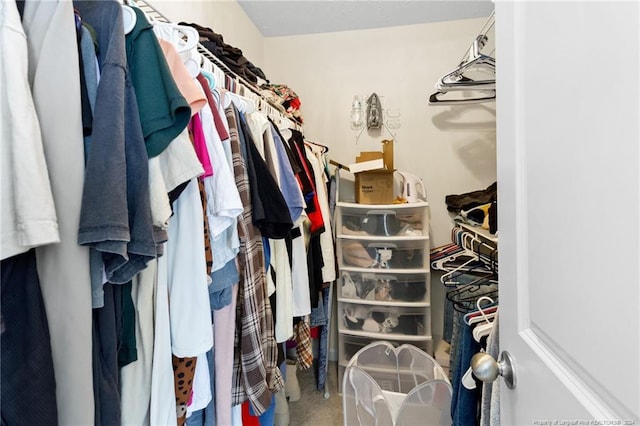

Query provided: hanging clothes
[22,0,94,423]
[126,6,192,158]
[1,250,58,425]
[226,104,284,415]
[0,0,59,261]
[8,1,339,423]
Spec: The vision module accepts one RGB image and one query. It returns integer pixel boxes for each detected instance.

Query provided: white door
[494,1,640,423]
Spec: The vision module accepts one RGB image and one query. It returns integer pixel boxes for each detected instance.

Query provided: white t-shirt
[198,104,243,254]
[147,156,172,230]
[1,0,59,260]
[270,238,294,342]
[150,251,178,426]
[121,260,157,425]
[158,127,204,193]
[166,178,214,357]
[291,216,312,317]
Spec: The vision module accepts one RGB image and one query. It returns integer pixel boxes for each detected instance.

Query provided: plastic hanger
[429,11,496,105]
[471,297,497,342]
[182,49,202,78]
[221,90,232,109]
[436,36,495,91]
[305,139,329,154]
[153,22,198,54]
[437,62,495,91]
[228,92,247,113]
[200,69,216,91]
[121,4,136,34]
[243,96,256,114]
[432,230,479,272]
[446,282,498,313]
[440,233,483,285]
[429,89,496,105]
[464,304,498,325]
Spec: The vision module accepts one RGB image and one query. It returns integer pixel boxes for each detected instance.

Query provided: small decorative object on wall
[352,92,399,144]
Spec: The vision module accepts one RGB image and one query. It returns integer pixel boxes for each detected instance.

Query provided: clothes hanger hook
[476,296,495,324]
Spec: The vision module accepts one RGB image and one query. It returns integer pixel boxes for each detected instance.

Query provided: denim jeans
[315,286,331,391]
[450,314,481,426]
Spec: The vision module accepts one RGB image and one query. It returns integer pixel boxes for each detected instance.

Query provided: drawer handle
[365,210,397,216]
[362,273,398,282]
[367,243,398,249]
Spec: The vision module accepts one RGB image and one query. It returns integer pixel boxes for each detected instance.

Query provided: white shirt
[200,104,241,235]
[151,252,178,426]
[158,127,204,193]
[166,178,214,357]
[1,0,59,260]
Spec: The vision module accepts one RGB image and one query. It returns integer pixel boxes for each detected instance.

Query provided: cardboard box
[348,158,384,173]
[355,170,395,204]
[353,139,395,204]
[381,139,394,170]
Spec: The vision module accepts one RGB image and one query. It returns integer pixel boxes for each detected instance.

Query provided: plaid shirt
[226,104,283,415]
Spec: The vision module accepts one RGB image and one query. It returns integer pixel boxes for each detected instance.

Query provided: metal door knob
[471,350,516,389]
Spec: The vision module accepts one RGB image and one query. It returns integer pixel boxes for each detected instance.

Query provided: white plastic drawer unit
[338,271,430,304]
[338,302,431,339]
[338,203,428,237]
[339,238,428,270]
[335,199,433,394]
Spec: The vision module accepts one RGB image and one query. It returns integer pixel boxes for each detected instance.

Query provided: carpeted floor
[287,361,343,426]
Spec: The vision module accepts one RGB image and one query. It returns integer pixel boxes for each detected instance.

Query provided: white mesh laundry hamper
[342,341,452,426]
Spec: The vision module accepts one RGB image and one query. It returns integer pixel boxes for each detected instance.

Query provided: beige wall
[263,19,497,247]
[153,0,264,67]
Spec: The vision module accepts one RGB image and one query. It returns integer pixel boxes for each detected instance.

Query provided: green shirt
[126,8,191,157]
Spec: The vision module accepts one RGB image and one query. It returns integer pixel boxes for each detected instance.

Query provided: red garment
[291,139,325,236]
[241,401,261,426]
[195,73,230,141]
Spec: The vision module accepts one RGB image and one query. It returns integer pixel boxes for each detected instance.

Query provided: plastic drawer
[339,238,428,270]
[339,302,431,338]
[339,205,426,237]
[338,270,429,303]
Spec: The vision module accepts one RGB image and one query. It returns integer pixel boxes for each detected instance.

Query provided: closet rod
[134,0,303,132]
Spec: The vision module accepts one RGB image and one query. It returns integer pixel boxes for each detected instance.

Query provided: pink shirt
[188,114,213,177]
[159,39,207,116]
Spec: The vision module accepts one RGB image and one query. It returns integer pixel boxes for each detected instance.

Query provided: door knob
[471,350,516,389]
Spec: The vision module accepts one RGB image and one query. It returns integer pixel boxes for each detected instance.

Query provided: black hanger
[429,89,496,106]
[447,282,498,312]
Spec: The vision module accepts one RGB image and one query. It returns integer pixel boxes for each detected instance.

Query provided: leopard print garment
[173,356,197,425]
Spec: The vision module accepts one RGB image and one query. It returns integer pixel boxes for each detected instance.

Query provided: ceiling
[238,0,495,37]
